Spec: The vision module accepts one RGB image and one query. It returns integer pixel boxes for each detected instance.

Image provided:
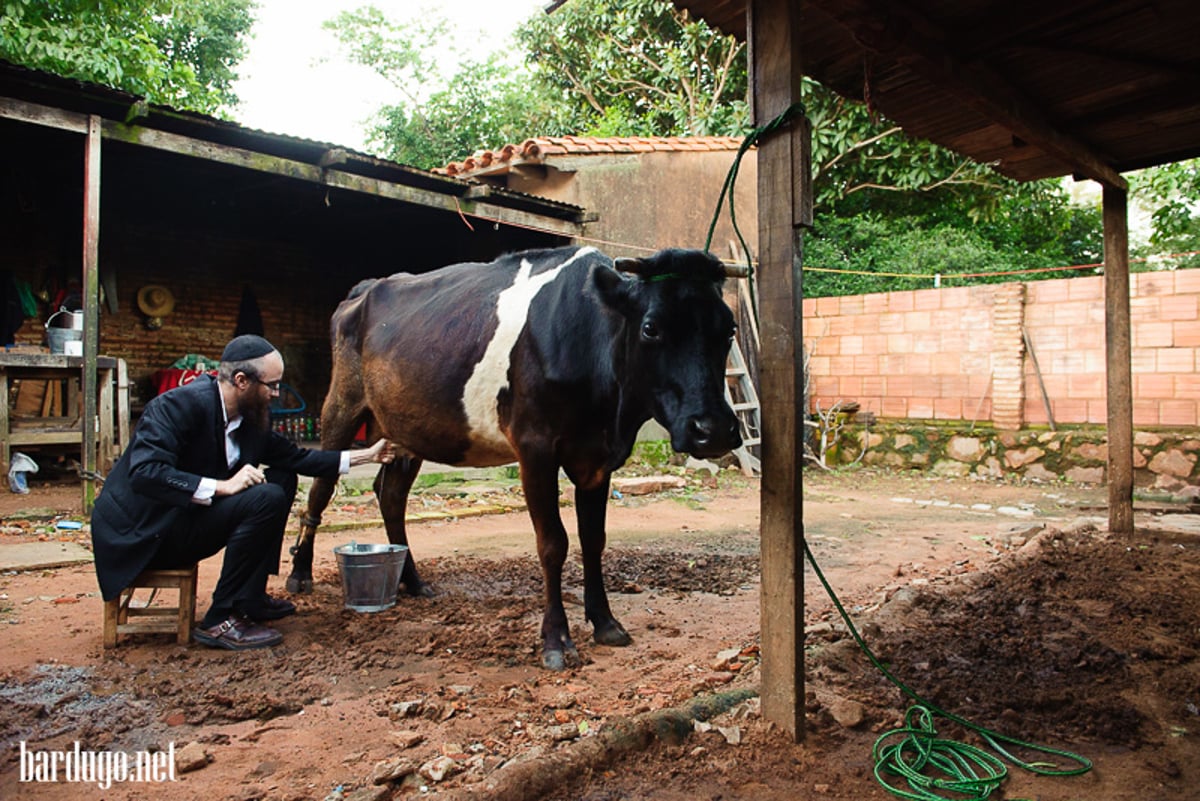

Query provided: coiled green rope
[803,538,1092,800]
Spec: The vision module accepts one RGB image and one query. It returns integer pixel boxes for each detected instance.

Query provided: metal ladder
[725,338,761,475]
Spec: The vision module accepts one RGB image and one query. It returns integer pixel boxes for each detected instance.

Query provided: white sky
[232,0,547,152]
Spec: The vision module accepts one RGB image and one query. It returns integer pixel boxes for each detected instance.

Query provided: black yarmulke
[221,334,276,362]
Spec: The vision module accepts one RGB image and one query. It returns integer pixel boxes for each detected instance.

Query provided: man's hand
[349,439,397,467]
[214,464,266,497]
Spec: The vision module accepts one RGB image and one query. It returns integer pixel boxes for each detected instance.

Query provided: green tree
[325,6,570,168]
[335,0,1025,204]
[803,195,1103,299]
[515,0,747,137]
[804,78,1015,217]
[1130,159,1200,268]
[367,57,570,169]
[0,0,255,115]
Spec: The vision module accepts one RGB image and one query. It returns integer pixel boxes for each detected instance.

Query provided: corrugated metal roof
[0,60,586,222]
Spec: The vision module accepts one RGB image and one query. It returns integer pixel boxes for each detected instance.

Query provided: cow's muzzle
[681,413,742,458]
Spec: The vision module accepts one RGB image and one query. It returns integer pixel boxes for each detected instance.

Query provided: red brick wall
[803,268,1200,429]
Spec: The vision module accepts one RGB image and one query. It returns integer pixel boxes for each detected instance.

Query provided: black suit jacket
[91,375,341,600]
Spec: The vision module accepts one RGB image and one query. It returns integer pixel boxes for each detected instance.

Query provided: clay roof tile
[436,136,747,174]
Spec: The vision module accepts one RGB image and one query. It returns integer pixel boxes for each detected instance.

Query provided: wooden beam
[323,171,582,237]
[1103,184,1134,535]
[818,0,1128,190]
[0,96,89,133]
[102,122,582,237]
[752,0,808,741]
[81,115,102,512]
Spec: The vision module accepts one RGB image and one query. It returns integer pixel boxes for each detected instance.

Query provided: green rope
[803,538,1092,801]
[704,101,806,273]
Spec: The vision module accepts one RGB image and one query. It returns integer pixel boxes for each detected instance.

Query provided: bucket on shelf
[45,307,84,355]
[333,542,409,612]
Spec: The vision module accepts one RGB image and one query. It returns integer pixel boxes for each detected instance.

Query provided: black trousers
[149,468,297,625]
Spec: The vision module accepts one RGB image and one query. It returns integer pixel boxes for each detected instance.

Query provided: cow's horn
[723,263,752,278]
[614,257,648,275]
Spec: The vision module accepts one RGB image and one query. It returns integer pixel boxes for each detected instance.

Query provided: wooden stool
[102,565,198,647]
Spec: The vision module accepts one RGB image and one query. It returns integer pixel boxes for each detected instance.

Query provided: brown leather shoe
[193,615,282,650]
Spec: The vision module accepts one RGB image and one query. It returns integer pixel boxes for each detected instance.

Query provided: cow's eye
[641,320,661,341]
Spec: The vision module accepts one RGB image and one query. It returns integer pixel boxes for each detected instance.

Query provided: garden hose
[803,538,1093,800]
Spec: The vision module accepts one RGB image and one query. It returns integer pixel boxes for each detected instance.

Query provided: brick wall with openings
[803,268,1200,430]
[11,227,341,411]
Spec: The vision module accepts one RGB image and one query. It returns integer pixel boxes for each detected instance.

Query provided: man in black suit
[91,335,395,650]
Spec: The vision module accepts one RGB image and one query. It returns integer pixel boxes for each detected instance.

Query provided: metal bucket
[333,542,408,612]
[47,307,84,330]
[45,308,84,355]
[45,327,83,355]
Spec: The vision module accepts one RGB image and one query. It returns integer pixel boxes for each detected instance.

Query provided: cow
[287,245,744,670]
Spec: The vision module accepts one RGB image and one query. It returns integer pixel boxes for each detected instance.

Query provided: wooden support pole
[1103,184,1133,535]
[751,0,810,741]
[82,115,102,512]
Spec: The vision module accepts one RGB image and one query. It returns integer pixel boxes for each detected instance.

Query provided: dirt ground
[0,465,1197,801]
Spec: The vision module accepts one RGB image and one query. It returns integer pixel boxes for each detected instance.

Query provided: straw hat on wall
[137,285,175,330]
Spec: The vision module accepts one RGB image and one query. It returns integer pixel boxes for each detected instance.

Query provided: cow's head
[593,248,744,459]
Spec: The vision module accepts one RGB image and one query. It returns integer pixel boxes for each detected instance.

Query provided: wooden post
[751,0,810,741]
[1103,184,1133,535]
[82,115,102,511]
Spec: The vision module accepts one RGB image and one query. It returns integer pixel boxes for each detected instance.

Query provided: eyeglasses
[245,375,282,392]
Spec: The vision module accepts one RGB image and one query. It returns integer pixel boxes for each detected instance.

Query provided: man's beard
[237,392,272,433]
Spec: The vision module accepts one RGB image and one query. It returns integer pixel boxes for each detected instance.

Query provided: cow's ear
[592,263,638,315]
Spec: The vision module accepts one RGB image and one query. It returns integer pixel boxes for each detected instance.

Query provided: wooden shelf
[0,353,126,485]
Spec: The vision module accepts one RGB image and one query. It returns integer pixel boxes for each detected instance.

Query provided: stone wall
[829,423,1200,492]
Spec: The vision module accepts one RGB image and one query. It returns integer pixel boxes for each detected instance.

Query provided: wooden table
[0,352,124,481]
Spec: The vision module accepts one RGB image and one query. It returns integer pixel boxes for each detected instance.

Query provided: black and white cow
[288,245,743,669]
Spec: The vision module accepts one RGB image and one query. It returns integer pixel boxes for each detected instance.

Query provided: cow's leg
[522,456,578,670]
[576,477,631,647]
[285,475,338,594]
[374,455,432,597]
[286,377,365,594]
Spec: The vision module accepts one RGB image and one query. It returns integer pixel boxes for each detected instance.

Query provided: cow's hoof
[286,575,313,594]
[541,646,580,671]
[402,581,435,598]
[593,621,632,647]
[543,649,566,671]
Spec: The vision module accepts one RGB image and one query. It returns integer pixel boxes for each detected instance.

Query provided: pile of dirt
[548,521,1200,801]
[827,523,1197,748]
